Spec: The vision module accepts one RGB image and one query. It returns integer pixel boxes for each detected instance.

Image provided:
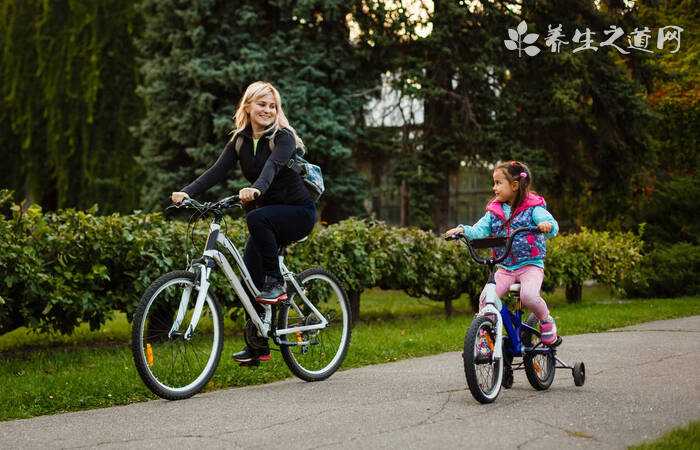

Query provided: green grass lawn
[629,421,700,450]
[2,286,700,421]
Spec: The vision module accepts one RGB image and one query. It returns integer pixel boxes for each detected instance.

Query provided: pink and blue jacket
[459,193,558,270]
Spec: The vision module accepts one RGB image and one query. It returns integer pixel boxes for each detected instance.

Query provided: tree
[0,0,142,212]
[136,0,375,220]
[389,0,657,230]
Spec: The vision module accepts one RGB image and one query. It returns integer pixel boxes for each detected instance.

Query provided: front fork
[477,282,504,361]
[168,261,215,340]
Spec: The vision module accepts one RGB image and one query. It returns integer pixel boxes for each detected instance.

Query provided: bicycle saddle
[277,236,309,256]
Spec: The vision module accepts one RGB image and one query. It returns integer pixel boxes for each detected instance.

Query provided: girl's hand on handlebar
[171,191,190,204]
[537,222,552,233]
[239,187,261,203]
[443,227,463,238]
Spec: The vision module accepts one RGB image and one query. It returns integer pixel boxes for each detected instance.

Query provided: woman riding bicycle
[171,81,316,364]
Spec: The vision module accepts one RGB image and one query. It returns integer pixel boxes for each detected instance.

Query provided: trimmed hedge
[545,228,644,302]
[624,243,700,298]
[0,193,645,335]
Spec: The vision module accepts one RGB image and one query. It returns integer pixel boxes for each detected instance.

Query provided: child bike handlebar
[445,226,542,266]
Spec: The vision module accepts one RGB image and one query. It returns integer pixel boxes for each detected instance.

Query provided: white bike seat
[509,283,521,293]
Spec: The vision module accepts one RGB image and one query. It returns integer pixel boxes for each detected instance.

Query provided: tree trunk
[348,290,361,326]
[400,180,409,227]
[370,159,383,217]
[431,174,452,232]
[469,294,480,314]
[565,282,583,303]
[444,298,453,318]
[422,0,457,232]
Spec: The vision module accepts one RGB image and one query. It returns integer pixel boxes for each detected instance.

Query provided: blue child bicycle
[447,226,585,404]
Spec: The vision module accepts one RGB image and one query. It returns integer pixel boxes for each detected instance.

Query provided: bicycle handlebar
[166,195,242,216]
[446,226,542,266]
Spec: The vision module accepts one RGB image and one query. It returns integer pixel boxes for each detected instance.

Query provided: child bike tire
[463,315,503,404]
[522,313,556,391]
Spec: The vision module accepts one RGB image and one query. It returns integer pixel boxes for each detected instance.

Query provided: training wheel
[572,361,585,387]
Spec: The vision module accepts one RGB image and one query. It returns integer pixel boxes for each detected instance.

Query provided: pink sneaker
[540,316,558,346]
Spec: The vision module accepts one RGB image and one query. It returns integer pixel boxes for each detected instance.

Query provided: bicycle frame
[453,226,586,395]
[177,220,329,344]
[477,273,549,359]
[462,226,553,360]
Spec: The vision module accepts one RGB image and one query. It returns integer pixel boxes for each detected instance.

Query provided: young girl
[445,160,559,345]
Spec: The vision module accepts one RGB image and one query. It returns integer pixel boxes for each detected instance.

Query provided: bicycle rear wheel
[131,270,223,400]
[278,268,351,381]
[463,316,503,404]
[522,313,555,390]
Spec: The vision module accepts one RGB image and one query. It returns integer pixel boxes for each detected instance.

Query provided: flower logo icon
[505,21,541,57]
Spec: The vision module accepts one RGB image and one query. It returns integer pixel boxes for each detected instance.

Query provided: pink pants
[480,265,550,320]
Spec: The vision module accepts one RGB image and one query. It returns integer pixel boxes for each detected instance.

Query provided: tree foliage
[0,0,142,212]
[0,0,695,235]
[355,0,662,231]
[135,0,377,220]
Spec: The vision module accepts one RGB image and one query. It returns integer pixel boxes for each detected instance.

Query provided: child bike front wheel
[463,315,503,404]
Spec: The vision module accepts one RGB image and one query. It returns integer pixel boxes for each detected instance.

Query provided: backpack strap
[229,131,244,154]
[234,132,243,153]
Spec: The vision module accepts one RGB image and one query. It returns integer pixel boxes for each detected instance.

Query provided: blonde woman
[171,81,316,364]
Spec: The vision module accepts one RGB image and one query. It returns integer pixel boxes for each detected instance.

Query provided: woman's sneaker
[256,276,288,305]
[233,346,271,365]
[540,316,558,346]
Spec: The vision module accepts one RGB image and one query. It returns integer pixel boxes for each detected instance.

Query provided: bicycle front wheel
[278,268,351,381]
[131,270,223,400]
[463,315,503,404]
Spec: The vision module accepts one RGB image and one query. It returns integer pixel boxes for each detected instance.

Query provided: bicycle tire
[522,313,556,391]
[278,268,351,381]
[463,316,503,404]
[131,270,223,400]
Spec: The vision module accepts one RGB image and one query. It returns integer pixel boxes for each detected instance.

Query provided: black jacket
[181,126,311,207]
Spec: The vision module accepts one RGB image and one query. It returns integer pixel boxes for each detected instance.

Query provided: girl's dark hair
[493,160,535,223]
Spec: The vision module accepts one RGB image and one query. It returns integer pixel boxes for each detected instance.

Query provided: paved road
[2,317,699,450]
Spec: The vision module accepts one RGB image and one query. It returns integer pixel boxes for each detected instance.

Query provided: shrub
[640,176,699,245]
[545,228,643,302]
[625,243,700,298]
[0,191,648,335]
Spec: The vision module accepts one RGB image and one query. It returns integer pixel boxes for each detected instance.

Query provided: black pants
[243,200,316,298]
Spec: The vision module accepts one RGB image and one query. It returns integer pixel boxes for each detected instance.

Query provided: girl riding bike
[444,160,559,345]
[171,81,316,365]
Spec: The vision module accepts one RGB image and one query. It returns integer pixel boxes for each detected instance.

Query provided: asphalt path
[1,316,699,450]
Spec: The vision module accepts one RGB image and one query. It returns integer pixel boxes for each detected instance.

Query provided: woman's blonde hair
[232,81,304,148]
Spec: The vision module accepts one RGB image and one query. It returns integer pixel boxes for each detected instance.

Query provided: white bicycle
[131,195,351,400]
